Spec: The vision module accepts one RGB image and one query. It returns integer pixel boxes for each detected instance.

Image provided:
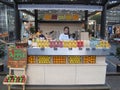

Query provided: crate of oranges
[53,56,66,64]
[27,56,36,64]
[83,56,96,64]
[37,56,51,64]
[68,56,81,64]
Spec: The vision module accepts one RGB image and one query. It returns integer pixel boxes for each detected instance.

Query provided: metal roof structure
[14,0,108,6]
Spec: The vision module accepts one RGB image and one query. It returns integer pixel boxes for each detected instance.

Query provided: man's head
[64,26,69,34]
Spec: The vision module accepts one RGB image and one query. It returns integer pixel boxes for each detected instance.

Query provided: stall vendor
[36,28,46,40]
[59,26,70,40]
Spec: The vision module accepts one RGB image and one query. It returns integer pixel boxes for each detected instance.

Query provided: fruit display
[90,40,110,48]
[83,56,96,64]
[68,56,81,64]
[37,56,51,64]
[37,40,49,48]
[63,40,77,48]
[65,14,72,20]
[77,40,84,48]
[96,40,110,48]
[49,40,63,48]
[53,56,66,64]
[84,40,90,47]
[90,40,99,48]
[44,13,51,20]
[31,39,110,48]
[72,14,79,20]
[4,75,26,83]
[27,56,36,64]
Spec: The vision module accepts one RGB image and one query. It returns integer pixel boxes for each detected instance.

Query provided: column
[14,2,21,41]
[85,10,88,31]
[100,4,107,39]
[35,10,38,32]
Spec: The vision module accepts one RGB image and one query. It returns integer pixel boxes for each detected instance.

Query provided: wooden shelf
[38,20,83,23]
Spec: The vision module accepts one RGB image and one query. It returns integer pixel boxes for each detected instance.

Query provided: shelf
[27,47,110,56]
[27,64,107,66]
[38,20,83,23]
[3,82,26,85]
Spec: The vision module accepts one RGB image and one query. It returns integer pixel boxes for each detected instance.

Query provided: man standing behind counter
[59,26,70,40]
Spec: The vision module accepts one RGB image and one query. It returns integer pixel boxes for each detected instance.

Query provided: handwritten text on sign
[9,49,26,60]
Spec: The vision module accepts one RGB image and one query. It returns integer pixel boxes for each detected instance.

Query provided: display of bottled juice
[37,56,51,64]
[83,56,96,64]
[27,56,36,64]
[53,56,66,64]
[68,56,81,64]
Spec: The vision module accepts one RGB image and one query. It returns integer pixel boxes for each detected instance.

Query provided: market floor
[0,75,120,90]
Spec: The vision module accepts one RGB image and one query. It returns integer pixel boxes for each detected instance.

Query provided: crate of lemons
[68,56,81,64]
[96,40,110,48]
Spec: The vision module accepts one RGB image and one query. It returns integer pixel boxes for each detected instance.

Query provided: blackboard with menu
[8,47,27,68]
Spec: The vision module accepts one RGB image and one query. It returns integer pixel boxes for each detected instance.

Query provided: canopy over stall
[13,0,108,40]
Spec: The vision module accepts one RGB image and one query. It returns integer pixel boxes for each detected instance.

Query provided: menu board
[8,48,27,68]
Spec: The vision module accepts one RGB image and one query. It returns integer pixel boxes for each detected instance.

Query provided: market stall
[26,40,110,85]
[3,0,110,89]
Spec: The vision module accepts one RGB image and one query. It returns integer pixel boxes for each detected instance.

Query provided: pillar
[100,3,107,39]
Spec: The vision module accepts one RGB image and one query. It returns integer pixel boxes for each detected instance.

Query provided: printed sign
[8,48,27,68]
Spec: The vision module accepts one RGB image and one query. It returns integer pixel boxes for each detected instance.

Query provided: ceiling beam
[107,1,120,10]
[88,11,100,17]
[21,10,35,17]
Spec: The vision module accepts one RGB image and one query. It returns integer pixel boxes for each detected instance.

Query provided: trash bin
[117,64,120,72]
[0,63,4,72]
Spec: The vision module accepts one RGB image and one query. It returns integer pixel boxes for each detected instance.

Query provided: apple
[22,75,25,78]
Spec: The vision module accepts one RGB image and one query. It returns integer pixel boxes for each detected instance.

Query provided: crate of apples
[3,75,27,84]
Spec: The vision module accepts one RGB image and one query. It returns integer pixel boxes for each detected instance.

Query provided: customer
[59,26,70,40]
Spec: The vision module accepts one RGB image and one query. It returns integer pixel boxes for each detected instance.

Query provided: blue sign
[108,26,112,34]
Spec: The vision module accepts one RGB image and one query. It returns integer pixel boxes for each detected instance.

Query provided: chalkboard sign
[8,48,27,68]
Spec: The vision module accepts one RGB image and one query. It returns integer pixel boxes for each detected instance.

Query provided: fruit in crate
[37,56,50,64]
[96,40,110,48]
[27,56,36,64]
[53,56,66,64]
[69,56,81,64]
[77,40,84,47]
[4,75,26,83]
[83,56,96,64]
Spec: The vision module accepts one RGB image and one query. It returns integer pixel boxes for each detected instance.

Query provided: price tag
[41,48,45,50]
[92,48,96,50]
[79,48,82,50]
[86,48,90,51]
[54,47,57,50]
[68,48,72,50]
